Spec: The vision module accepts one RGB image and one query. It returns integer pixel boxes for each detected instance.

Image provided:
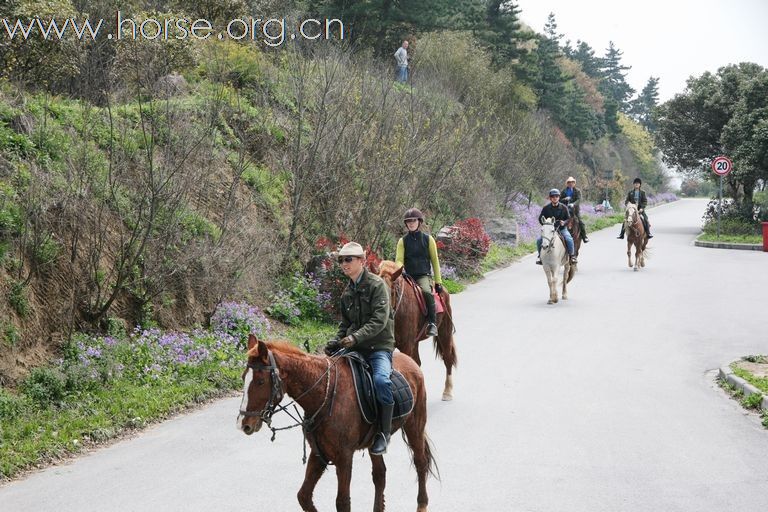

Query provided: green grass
[0,371,239,480]
[699,233,762,244]
[584,213,624,232]
[731,364,768,395]
[442,278,465,294]
[277,319,338,354]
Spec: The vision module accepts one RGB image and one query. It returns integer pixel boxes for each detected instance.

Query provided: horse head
[238,334,285,436]
[540,217,556,249]
[625,203,639,229]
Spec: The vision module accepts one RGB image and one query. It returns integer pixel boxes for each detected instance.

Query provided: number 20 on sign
[711,156,733,176]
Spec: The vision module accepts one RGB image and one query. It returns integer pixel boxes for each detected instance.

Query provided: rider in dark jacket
[324,242,396,456]
[618,178,653,239]
[536,189,577,265]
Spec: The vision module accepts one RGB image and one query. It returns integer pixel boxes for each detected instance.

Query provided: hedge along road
[1,198,767,511]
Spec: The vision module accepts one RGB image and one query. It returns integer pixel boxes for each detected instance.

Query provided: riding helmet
[548,188,561,197]
[633,178,642,184]
[403,208,424,223]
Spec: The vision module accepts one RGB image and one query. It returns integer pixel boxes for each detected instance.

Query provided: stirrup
[371,433,389,455]
[427,323,438,337]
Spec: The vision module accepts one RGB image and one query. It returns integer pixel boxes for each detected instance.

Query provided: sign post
[711,156,733,240]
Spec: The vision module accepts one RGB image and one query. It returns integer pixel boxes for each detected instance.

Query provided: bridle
[541,223,557,253]
[240,347,337,463]
[239,350,284,426]
[389,275,404,314]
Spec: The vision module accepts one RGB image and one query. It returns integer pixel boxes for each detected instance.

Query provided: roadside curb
[695,239,763,251]
[718,366,768,410]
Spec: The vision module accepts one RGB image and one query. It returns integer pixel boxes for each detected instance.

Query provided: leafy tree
[654,63,768,212]
[599,41,634,113]
[630,76,660,132]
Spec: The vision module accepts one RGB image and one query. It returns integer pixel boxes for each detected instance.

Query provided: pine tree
[533,13,568,117]
[630,76,660,132]
[599,41,635,112]
[474,1,530,69]
[571,40,602,79]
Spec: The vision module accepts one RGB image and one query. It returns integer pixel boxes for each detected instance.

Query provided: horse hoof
[547,300,554,305]
[442,393,453,401]
[633,267,638,272]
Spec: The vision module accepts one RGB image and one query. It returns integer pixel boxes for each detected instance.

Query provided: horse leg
[371,452,387,512]
[561,263,568,300]
[544,268,554,304]
[334,456,354,512]
[403,417,432,512]
[436,319,456,401]
[633,245,639,271]
[297,453,327,512]
[626,240,633,268]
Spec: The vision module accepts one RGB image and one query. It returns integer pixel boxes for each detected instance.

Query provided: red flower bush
[439,218,491,275]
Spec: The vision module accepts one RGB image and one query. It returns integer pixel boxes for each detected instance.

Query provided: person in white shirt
[394,40,409,82]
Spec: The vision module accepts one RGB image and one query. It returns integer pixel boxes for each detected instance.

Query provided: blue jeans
[537,227,574,256]
[367,350,393,405]
[397,65,408,83]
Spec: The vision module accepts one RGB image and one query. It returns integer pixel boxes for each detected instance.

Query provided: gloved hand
[324,339,341,356]
[339,335,355,348]
[434,283,443,294]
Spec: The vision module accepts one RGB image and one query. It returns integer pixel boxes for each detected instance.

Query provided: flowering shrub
[647,192,678,206]
[310,236,382,319]
[211,302,271,348]
[441,265,458,281]
[266,273,333,325]
[438,218,491,275]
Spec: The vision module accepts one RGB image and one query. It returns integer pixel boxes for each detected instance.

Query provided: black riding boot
[371,403,394,455]
[617,225,625,239]
[424,290,438,337]
[580,219,589,243]
[643,220,653,238]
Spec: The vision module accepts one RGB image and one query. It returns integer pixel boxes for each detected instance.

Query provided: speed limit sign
[711,156,733,176]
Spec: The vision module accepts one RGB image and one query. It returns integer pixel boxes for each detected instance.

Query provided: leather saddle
[341,351,414,425]
[403,274,444,317]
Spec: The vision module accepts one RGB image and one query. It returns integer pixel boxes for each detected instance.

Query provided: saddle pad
[343,352,414,425]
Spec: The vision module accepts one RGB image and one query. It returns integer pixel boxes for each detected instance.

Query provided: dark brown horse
[238,335,436,512]
[624,203,649,271]
[377,260,457,401]
[566,206,582,259]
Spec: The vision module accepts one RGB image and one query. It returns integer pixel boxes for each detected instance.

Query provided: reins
[243,349,345,464]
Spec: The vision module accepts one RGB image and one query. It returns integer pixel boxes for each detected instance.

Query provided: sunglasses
[337,256,357,264]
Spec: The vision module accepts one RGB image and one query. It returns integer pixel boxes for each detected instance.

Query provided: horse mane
[378,260,400,279]
[247,339,308,358]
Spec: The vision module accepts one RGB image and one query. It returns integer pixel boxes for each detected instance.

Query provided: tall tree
[533,13,567,118]
[654,63,768,212]
[571,40,603,79]
[630,76,660,132]
[599,41,634,112]
[473,1,530,69]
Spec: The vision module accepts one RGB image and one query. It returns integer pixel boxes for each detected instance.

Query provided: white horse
[539,217,576,304]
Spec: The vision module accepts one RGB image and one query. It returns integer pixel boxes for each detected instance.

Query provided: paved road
[2,199,767,511]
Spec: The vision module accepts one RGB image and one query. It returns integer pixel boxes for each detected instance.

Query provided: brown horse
[377,261,457,401]
[624,203,649,271]
[238,335,437,512]
[566,207,582,259]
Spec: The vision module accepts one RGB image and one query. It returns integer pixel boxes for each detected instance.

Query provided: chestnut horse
[377,261,457,401]
[238,335,437,512]
[566,205,582,259]
[624,203,649,271]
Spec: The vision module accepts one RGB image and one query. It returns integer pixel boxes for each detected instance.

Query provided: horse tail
[566,263,577,283]
[433,292,457,370]
[400,430,441,481]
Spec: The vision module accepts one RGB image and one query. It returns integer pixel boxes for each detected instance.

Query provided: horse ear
[392,265,403,281]
[539,215,545,224]
[247,334,258,351]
